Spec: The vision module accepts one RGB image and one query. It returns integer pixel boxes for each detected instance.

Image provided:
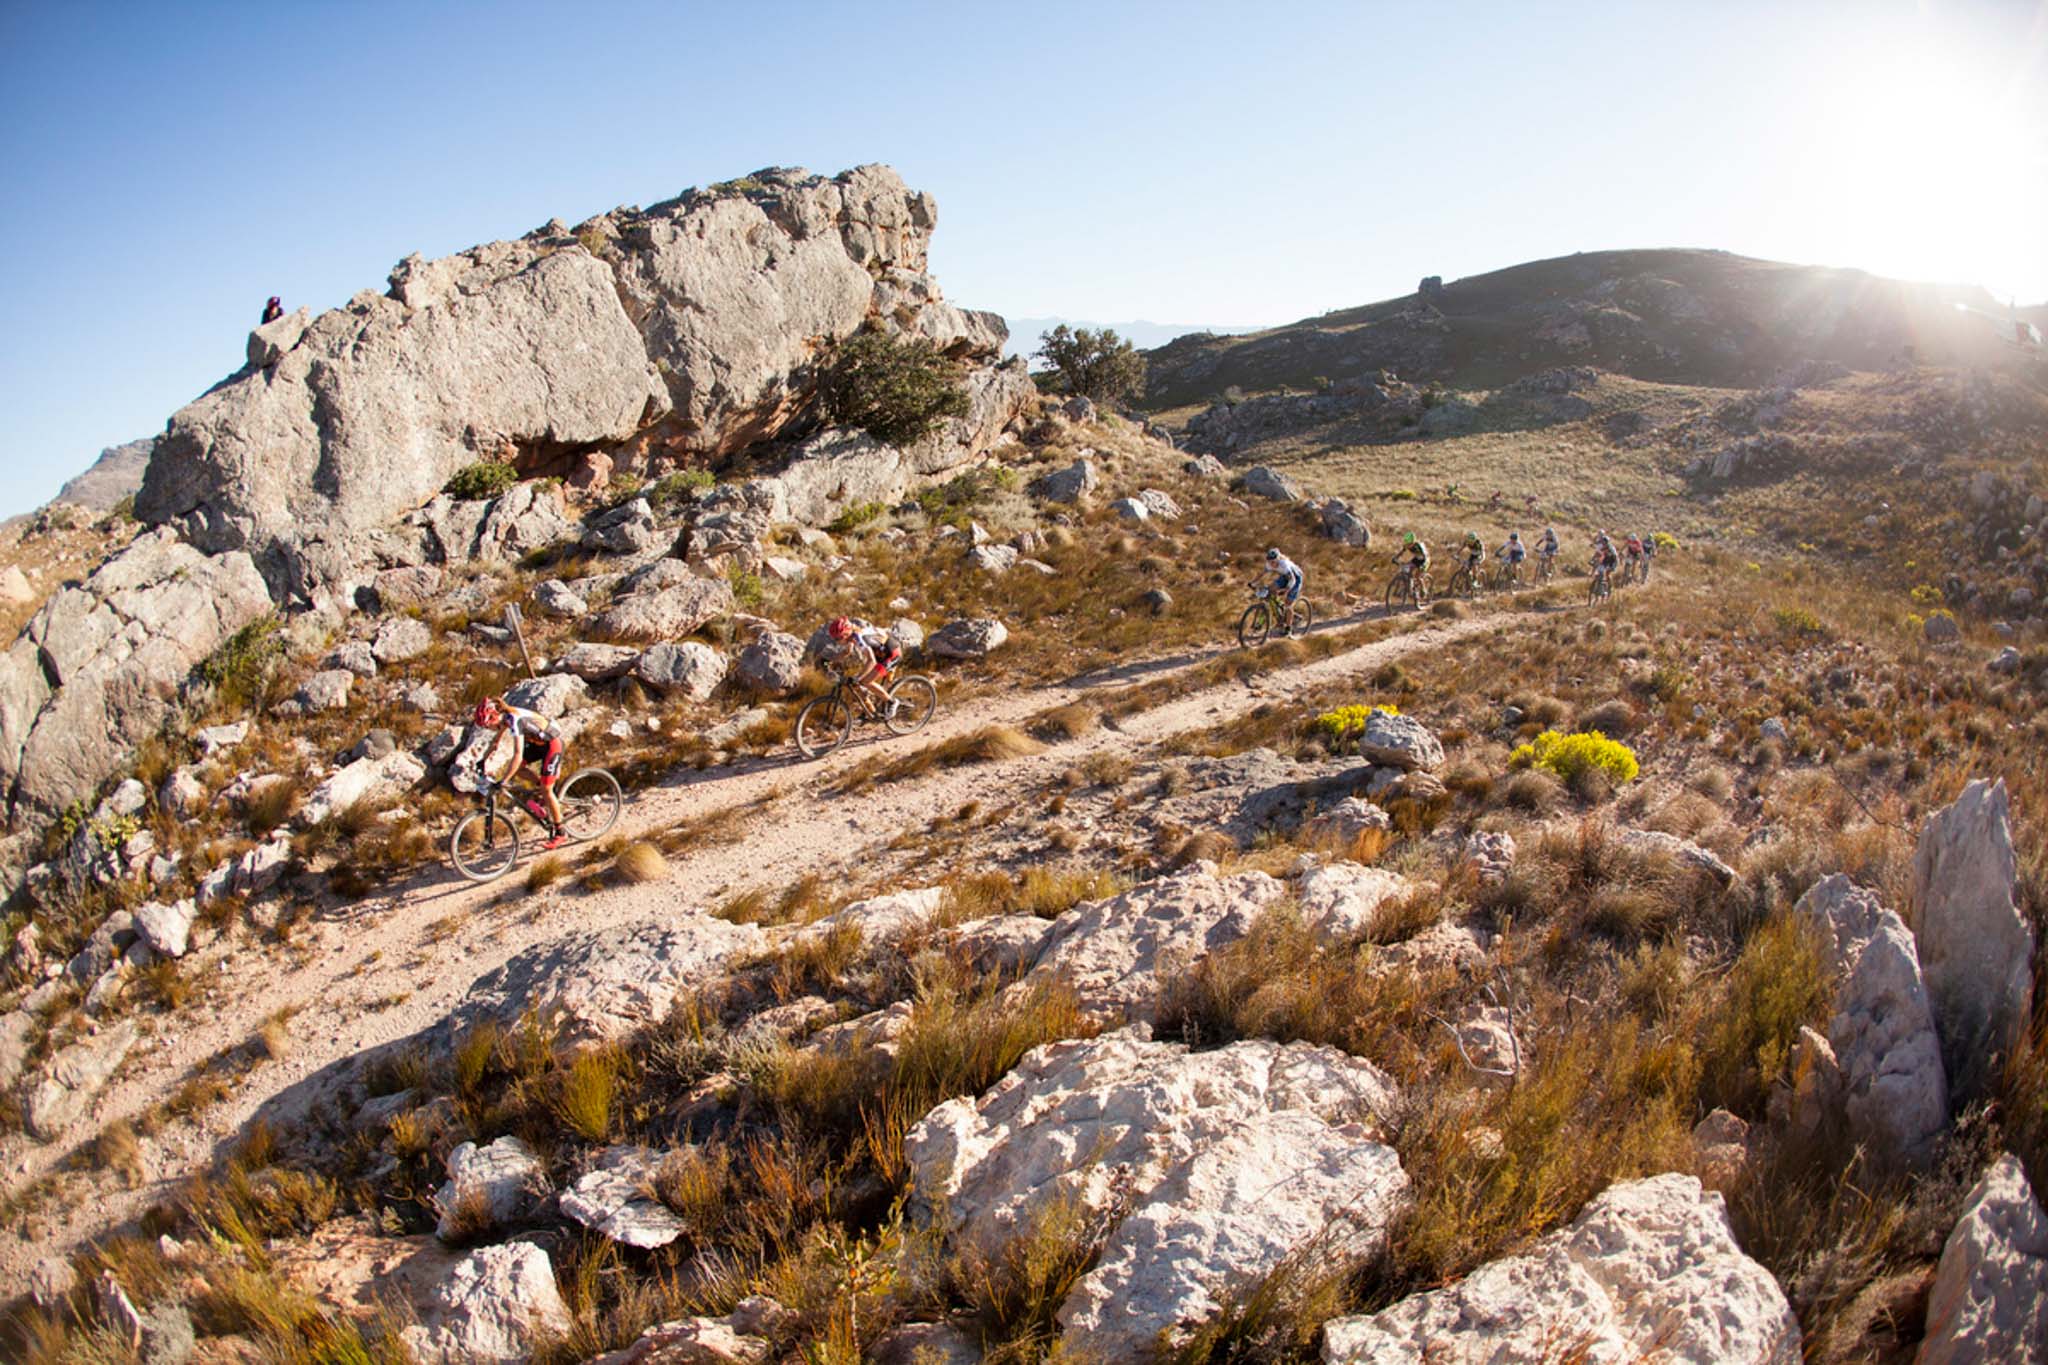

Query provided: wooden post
[505,603,536,679]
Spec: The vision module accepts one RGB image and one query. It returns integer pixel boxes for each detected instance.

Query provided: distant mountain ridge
[1141,249,2047,408]
[1001,316,1261,363]
[54,437,153,511]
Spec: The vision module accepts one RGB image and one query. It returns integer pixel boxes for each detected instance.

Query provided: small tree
[822,331,970,448]
[1033,325,1146,404]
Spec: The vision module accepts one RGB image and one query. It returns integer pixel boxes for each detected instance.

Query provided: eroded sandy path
[1,605,1522,1288]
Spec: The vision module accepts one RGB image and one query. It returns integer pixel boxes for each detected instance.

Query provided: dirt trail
[0,605,1520,1289]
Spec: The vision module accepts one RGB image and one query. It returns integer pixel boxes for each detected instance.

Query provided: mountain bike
[1383,564,1431,612]
[1489,558,1524,592]
[1635,554,1654,585]
[1588,563,1614,604]
[794,669,939,759]
[1535,552,1556,584]
[1446,559,1485,599]
[449,768,623,882]
[1237,584,1314,647]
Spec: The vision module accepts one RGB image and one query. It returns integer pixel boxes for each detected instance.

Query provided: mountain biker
[1391,532,1430,597]
[1496,531,1527,582]
[1460,531,1485,576]
[1639,530,1658,580]
[825,616,901,714]
[472,697,567,848]
[1623,534,1645,580]
[1591,531,1619,583]
[1264,548,1304,606]
[1537,526,1560,572]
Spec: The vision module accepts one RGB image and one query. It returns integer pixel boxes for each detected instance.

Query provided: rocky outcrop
[1919,1154,2048,1365]
[907,1026,1401,1360]
[24,1019,138,1140]
[1296,860,1411,943]
[448,915,768,1049]
[1356,711,1444,772]
[1025,862,1285,1022]
[1911,779,2034,1098]
[1321,1174,1801,1364]
[559,1147,687,1249]
[926,617,1008,660]
[1792,875,1947,1166]
[0,528,270,832]
[299,751,427,826]
[433,1136,551,1241]
[400,1241,571,1365]
[590,574,733,643]
[52,436,154,513]
[633,641,726,699]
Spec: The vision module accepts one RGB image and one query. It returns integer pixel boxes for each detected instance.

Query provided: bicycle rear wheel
[795,692,855,758]
[449,810,519,882]
[557,769,622,842]
[1287,600,1315,636]
[1237,601,1274,648]
[883,676,938,736]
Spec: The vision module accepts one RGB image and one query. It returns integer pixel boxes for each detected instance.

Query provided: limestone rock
[797,886,947,953]
[1024,863,1286,1023]
[246,304,310,367]
[559,1146,688,1249]
[633,641,726,699]
[1183,454,1228,478]
[735,630,806,695]
[593,1302,783,1364]
[1241,465,1302,501]
[1919,1153,2048,1365]
[285,668,355,714]
[927,617,1007,660]
[1137,488,1182,520]
[1305,796,1392,846]
[773,429,912,526]
[946,914,1056,977]
[551,642,643,682]
[1693,1109,1751,1189]
[1033,457,1098,504]
[1321,498,1371,546]
[1357,711,1444,773]
[592,575,733,642]
[1616,827,1738,886]
[400,1241,571,1365]
[1110,497,1152,522]
[448,915,768,1048]
[534,578,589,618]
[1295,860,1411,944]
[372,615,433,664]
[1793,875,1947,1166]
[134,899,196,959]
[1465,829,1517,886]
[300,751,427,826]
[583,497,659,555]
[325,640,378,679]
[504,672,587,718]
[1912,779,2033,1097]
[194,720,251,754]
[1321,1174,1801,1364]
[25,1019,139,1140]
[433,1136,551,1241]
[0,529,270,832]
[968,543,1019,573]
[1924,613,1961,644]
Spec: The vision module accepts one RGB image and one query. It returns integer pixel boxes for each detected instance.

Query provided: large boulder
[907,1027,1401,1361]
[371,615,433,664]
[1032,457,1098,504]
[927,617,1008,660]
[735,630,806,695]
[400,1241,571,1365]
[1792,875,1947,1166]
[433,1136,552,1242]
[772,429,912,526]
[504,672,587,718]
[1919,1154,2048,1365]
[582,497,659,555]
[559,1147,688,1249]
[0,529,270,833]
[633,641,726,699]
[1356,711,1444,773]
[1321,1174,1801,1364]
[446,915,769,1049]
[300,751,428,826]
[24,1019,139,1140]
[1911,779,2034,1098]
[1320,498,1371,546]
[1023,863,1285,1023]
[549,642,643,682]
[590,575,733,642]
[1296,860,1411,944]
[1241,465,1302,501]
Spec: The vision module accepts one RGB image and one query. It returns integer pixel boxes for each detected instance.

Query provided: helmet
[1508,531,1521,540]
[1545,526,1555,535]
[1403,532,1416,545]
[472,698,501,727]
[1265,548,1280,563]
[827,616,854,642]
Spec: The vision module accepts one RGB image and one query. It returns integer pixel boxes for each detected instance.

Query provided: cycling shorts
[522,736,565,787]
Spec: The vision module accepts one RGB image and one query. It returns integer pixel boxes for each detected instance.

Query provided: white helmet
[1265,548,1281,563]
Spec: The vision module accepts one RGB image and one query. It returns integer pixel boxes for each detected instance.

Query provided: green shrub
[443,461,518,501]
[198,614,285,710]
[1509,729,1640,785]
[828,501,885,534]
[1772,607,1826,638]
[823,330,970,448]
[728,565,764,610]
[1033,324,1145,404]
[650,469,715,507]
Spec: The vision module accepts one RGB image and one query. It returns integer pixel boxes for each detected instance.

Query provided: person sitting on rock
[471,697,567,847]
[261,296,283,324]
[825,616,900,715]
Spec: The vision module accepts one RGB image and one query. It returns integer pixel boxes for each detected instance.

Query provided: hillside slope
[1143,248,2042,407]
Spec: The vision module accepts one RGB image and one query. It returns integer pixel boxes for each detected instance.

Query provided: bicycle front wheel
[795,693,855,758]
[1237,601,1274,648]
[557,769,623,842]
[1383,576,1410,613]
[450,810,519,883]
[883,676,938,736]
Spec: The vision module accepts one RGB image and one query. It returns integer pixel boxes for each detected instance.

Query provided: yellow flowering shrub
[1311,703,1399,743]
[1509,729,1640,785]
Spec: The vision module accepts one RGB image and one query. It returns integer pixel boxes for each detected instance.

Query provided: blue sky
[2,0,2044,515]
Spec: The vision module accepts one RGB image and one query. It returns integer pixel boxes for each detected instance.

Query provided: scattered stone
[1616,827,1738,886]
[347,728,399,763]
[504,672,588,718]
[1464,829,1517,885]
[1919,1153,2048,1365]
[0,564,33,606]
[1925,613,1961,644]
[194,720,249,754]
[583,497,659,555]
[325,640,378,679]
[560,1147,688,1249]
[434,1136,551,1242]
[1321,1174,1801,1364]
[1321,498,1371,546]
[1793,875,1947,1166]
[927,617,1008,659]
[1032,458,1098,504]
[1241,465,1302,501]
[591,575,734,642]
[370,565,445,609]
[633,641,726,699]
[1989,646,2022,674]
[550,641,642,682]
[25,1019,139,1140]
[1357,711,1444,772]
[969,543,1020,573]
[888,618,925,652]
[285,669,355,714]
[534,578,589,618]
[300,751,427,826]
[1760,716,1790,743]
[1024,862,1285,1022]
[134,899,196,959]
[371,616,433,664]
[1694,1109,1751,1189]
[736,630,806,696]
[158,767,207,819]
[400,1241,572,1365]
[1912,778,2034,1098]
[1295,860,1410,943]
[1305,795,1392,847]
[403,682,440,712]
[1110,497,1151,522]
[593,1301,787,1365]
[1136,488,1182,520]
[29,1255,75,1309]
[1183,453,1228,478]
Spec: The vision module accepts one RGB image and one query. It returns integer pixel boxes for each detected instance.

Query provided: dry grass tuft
[1170,830,1239,869]
[525,853,567,894]
[1034,702,1099,741]
[255,1009,294,1061]
[614,841,669,884]
[1576,697,1638,736]
[93,1119,146,1188]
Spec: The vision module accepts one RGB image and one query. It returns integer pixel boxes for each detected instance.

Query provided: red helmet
[827,616,854,642]
[473,698,501,726]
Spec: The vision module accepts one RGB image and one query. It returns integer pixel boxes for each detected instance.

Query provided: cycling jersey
[1500,541,1526,562]
[832,620,901,673]
[500,705,559,745]
[1268,555,1304,600]
[1538,533,1559,555]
